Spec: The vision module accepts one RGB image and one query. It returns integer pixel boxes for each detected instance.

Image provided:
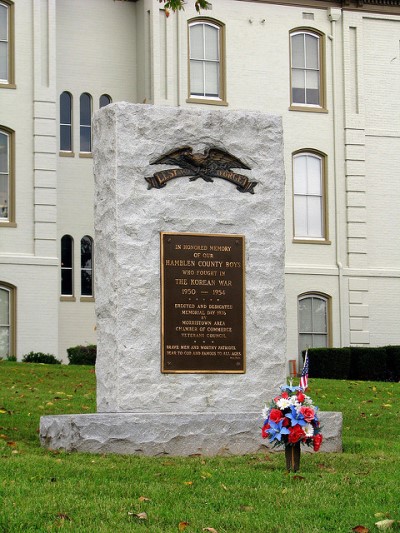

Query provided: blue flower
[285,405,307,427]
[267,419,290,443]
[280,384,302,394]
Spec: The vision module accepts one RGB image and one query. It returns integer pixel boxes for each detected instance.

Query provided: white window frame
[60,91,73,153]
[99,94,112,108]
[298,293,330,361]
[79,93,92,154]
[80,235,93,298]
[0,126,14,225]
[0,0,14,87]
[0,282,15,358]
[61,235,74,298]
[188,18,226,105]
[293,151,328,242]
[290,29,325,110]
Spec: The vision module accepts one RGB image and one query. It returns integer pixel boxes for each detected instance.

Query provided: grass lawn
[0,361,399,532]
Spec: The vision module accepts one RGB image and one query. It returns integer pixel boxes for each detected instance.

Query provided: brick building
[1,0,400,368]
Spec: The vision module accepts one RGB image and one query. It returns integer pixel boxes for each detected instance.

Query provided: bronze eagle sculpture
[145,146,257,194]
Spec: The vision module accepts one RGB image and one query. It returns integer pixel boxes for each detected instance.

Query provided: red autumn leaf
[178,522,189,531]
[6,441,16,447]
[352,526,369,533]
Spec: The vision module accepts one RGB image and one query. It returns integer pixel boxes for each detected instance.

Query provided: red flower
[281,392,289,399]
[296,392,305,403]
[273,396,281,403]
[299,406,315,422]
[282,417,290,427]
[269,409,283,423]
[288,425,306,444]
[261,423,270,439]
[313,433,323,451]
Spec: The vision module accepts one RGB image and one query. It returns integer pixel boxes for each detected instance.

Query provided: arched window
[60,91,72,152]
[290,29,325,109]
[298,293,330,356]
[81,235,93,297]
[0,126,14,224]
[0,282,15,358]
[0,1,14,86]
[61,235,74,296]
[293,151,327,240]
[188,19,226,103]
[99,94,112,108]
[80,93,92,153]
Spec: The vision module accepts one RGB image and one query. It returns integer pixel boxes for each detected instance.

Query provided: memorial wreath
[261,384,323,452]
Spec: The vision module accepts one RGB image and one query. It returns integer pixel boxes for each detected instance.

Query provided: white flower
[304,423,314,437]
[303,395,313,406]
[277,398,291,409]
[262,405,270,419]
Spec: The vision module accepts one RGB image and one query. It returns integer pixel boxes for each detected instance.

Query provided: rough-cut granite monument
[40,103,342,455]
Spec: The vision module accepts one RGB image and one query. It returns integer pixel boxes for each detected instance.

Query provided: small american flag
[300,350,309,391]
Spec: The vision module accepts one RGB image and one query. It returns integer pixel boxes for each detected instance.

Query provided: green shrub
[67,344,96,365]
[6,355,17,362]
[350,346,387,381]
[22,352,61,364]
[307,347,351,379]
[385,345,400,381]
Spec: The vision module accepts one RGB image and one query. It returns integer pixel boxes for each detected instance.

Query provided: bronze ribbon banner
[146,169,257,194]
[145,168,194,189]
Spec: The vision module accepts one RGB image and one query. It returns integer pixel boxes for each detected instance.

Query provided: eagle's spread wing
[206,149,250,170]
[151,146,193,167]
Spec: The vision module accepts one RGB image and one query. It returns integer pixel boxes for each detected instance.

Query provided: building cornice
[237,0,400,15]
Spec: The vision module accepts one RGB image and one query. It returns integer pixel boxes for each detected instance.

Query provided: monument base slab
[40,411,342,456]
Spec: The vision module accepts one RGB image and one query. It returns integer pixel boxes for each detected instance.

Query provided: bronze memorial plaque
[161,232,245,373]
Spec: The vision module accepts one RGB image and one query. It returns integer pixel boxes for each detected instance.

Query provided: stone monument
[40,103,342,454]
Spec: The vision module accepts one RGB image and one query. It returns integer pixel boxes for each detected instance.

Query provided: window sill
[80,296,95,302]
[59,151,75,158]
[0,83,16,89]
[186,97,228,107]
[79,152,93,159]
[0,221,17,228]
[289,105,328,114]
[60,296,76,302]
[292,238,331,245]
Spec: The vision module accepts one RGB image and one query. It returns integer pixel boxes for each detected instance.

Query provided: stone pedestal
[40,411,342,455]
[39,103,342,455]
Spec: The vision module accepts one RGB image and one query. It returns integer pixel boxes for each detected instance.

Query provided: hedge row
[22,352,61,365]
[305,345,400,382]
[67,344,97,365]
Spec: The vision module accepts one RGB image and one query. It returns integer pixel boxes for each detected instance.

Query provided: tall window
[81,235,93,297]
[293,151,326,240]
[290,30,324,108]
[0,1,14,86]
[60,92,72,152]
[188,19,225,103]
[61,235,74,296]
[99,94,112,108]
[0,283,14,358]
[0,127,13,223]
[80,93,92,153]
[298,293,329,356]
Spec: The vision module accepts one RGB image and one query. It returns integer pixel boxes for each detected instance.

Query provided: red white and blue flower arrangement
[261,384,323,452]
